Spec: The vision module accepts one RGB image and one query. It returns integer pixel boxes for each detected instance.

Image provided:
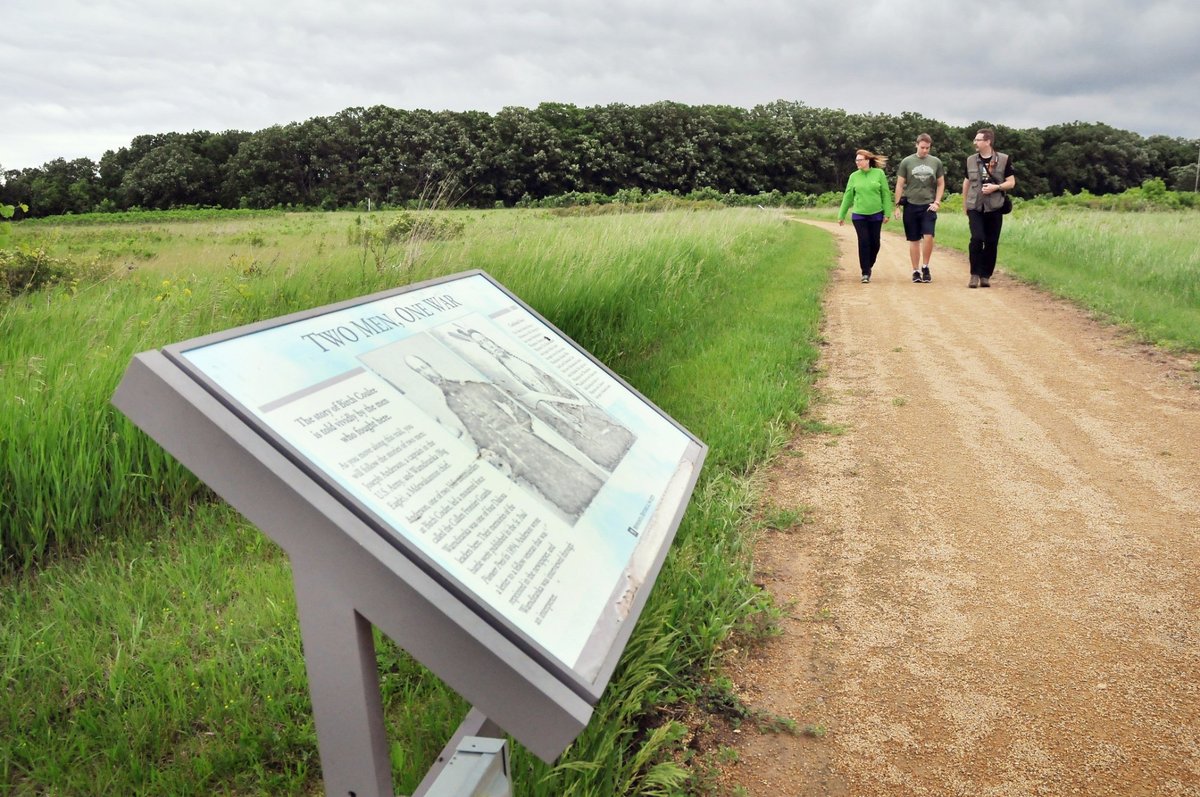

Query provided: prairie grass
[1,220,404,568]
[1,506,319,794]
[1,207,834,795]
[935,209,1200,352]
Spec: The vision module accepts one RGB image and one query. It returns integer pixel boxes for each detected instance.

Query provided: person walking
[893,133,946,283]
[838,149,891,283]
[961,128,1016,288]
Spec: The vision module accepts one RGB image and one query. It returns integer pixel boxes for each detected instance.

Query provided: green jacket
[838,168,891,220]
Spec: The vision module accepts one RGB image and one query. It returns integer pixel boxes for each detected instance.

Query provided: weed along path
[716,219,1200,795]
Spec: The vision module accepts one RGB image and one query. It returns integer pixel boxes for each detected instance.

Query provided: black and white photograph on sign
[432,317,636,472]
[173,272,700,678]
[360,333,609,526]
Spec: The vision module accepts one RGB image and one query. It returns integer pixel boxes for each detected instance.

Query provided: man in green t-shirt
[893,133,946,283]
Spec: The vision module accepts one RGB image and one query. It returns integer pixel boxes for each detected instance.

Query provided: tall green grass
[2,208,834,795]
[1,506,318,794]
[935,208,1200,351]
[0,226,406,568]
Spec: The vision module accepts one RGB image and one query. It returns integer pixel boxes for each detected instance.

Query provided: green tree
[97,131,248,210]
[12,102,1196,214]
[99,133,186,207]
[0,168,33,214]
[1145,135,1200,188]
[1168,163,1199,192]
[120,143,217,208]
[222,124,311,208]
[1040,122,1153,195]
[24,158,100,215]
[492,105,572,203]
[578,103,647,196]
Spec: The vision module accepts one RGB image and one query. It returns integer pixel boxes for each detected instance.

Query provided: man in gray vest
[893,133,946,283]
[961,128,1016,288]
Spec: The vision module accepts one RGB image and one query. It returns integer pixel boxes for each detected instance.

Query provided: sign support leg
[293,565,394,797]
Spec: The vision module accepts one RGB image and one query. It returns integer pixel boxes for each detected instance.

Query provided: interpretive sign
[163,270,703,690]
[114,269,704,795]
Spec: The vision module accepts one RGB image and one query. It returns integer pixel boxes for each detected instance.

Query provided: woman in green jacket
[838,149,891,283]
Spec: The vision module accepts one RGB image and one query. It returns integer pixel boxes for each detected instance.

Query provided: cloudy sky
[3,0,1198,171]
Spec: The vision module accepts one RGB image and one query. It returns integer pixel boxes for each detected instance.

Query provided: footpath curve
[716,220,1200,796]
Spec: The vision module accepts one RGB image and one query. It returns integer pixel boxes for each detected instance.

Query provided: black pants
[852,217,883,275]
[967,210,1004,277]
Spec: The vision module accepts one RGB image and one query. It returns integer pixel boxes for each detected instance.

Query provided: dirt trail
[717,220,1200,796]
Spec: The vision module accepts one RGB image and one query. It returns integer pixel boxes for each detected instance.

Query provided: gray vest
[965,152,1009,212]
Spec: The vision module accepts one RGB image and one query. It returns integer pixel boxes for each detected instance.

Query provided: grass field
[1,207,834,795]
[934,207,1200,353]
[4,201,1197,795]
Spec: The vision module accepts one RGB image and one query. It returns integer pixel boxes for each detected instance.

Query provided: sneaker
[861,274,870,283]
[921,266,932,283]
[969,274,980,288]
[912,270,923,283]
[979,277,990,288]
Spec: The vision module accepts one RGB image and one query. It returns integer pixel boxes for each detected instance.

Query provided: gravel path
[717,220,1200,796]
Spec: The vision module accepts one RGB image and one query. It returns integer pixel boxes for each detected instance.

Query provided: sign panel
[165,271,703,689]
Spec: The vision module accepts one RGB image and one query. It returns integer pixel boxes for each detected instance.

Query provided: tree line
[3,101,1197,218]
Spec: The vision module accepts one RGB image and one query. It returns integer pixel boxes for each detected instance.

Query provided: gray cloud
[2,0,1196,171]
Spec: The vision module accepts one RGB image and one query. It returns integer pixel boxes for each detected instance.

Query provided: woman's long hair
[857,149,888,169]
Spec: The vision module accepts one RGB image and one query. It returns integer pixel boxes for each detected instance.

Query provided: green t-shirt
[896,153,945,205]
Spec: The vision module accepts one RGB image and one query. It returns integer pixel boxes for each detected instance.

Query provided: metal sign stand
[112,272,705,797]
[114,351,588,797]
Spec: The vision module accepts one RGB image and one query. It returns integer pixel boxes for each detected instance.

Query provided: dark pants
[967,210,1004,277]
[852,217,883,275]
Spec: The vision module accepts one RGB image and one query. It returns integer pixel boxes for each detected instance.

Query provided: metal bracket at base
[415,736,510,797]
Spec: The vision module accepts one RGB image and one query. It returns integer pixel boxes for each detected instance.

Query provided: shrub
[0,246,76,298]
[347,211,467,273]
[1041,180,1199,213]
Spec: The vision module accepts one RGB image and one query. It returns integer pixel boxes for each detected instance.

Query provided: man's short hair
[976,128,995,143]
[916,133,933,145]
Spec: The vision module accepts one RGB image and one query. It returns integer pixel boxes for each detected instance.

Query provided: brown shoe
[980,277,991,287]
[969,274,980,288]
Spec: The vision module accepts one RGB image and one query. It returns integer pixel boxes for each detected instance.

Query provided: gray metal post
[292,564,393,797]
